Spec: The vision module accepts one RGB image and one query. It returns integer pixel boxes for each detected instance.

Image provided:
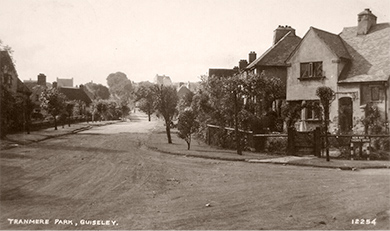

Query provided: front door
[339,97,353,133]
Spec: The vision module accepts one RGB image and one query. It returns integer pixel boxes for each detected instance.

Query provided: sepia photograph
[0,0,390,230]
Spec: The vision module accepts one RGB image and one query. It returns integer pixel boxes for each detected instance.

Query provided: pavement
[146,124,390,170]
[0,120,121,150]
[1,117,389,170]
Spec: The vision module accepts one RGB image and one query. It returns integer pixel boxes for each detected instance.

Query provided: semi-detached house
[286,9,390,134]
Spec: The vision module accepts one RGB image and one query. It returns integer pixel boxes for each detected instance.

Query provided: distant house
[177,84,191,99]
[208,53,256,78]
[53,82,92,119]
[57,77,74,87]
[286,9,390,133]
[208,67,239,78]
[154,74,172,86]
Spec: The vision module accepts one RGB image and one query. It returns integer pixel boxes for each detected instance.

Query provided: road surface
[1,112,389,229]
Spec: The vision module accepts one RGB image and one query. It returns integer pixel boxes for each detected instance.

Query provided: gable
[288,28,339,63]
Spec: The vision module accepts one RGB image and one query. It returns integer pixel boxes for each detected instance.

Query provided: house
[208,52,256,78]
[54,82,92,118]
[0,51,31,96]
[57,77,74,87]
[246,25,301,86]
[24,73,52,118]
[177,83,192,99]
[286,9,390,134]
[154,74,172,86]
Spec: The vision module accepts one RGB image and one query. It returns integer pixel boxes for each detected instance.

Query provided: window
[3,74,12,86]
[301,100,321,120]
[371,86,380,101]
[300,62,323,78]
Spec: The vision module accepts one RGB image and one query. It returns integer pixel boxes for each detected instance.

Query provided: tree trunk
[325,106,330,161]
[234,91,242,155]
[166,123,172,143]
[148,108,151,121]
[187,135,191,150]
[54,117,58,130]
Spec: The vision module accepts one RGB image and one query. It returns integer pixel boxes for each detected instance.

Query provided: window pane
[313,62,322,77]
[371,86,380,101]
[300,63,309,78]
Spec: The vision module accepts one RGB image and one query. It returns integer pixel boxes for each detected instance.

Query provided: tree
[177,109,199,150]
[40,88,67,130]
[107,72,134,119]
[135,81,156,121]
[85,82,110,100]
[153,84,178,143]
[177,91,195,113]
[0,84,15,138]
[362,102,382,135]
[316,86,335,161]
[107,72,133,101]
[205,74,246,154]
[65,103,74,127]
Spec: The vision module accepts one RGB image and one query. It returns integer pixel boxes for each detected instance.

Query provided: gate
[287,127,321,156]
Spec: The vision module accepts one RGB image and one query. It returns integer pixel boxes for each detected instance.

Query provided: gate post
[287,127,296,155]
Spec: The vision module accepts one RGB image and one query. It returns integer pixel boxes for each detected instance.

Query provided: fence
[324,134,390,160]
[207,124,389,160]
[206,124,287,153]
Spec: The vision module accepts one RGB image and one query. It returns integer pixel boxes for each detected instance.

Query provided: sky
[1,0,389,86]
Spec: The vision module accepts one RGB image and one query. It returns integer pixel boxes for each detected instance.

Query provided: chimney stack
[357,8,377,35]
[239,60,248,70]
[52,81,58,88]
[248,51,257,64]
[37,73,46,86]
[273,25,296,45]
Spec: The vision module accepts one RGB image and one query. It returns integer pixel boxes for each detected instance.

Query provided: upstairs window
[300,62,323,79]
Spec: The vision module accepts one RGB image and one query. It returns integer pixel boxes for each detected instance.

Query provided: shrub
[266,137,287,153]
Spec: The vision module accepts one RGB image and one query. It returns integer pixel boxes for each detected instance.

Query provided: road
[1,112,389,230]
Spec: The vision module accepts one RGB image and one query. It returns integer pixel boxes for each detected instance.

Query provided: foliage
[177,91,195,113]
[153,84,178,143]
[106,72,134,119]
[85,82,110,100]
[107,72,133,101]
[40,88,67,130]
[281,101,301,129]
[189,73,285,154]
[316,86,335,161]
[244,72,285,116]
[135,81,155,121]
[92,99,124,121]
[361,102,382,134]
[177,109,199,150]
[266,137,287,153]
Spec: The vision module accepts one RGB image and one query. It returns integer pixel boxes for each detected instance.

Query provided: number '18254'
[351,218,376,225]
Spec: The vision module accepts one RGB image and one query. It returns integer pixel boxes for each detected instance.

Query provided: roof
[177,85,191,98]
[247,32,301,69]
[311,27,351,59]
[58,87,92,105]
[209,68,238,77]
[16,78,32,95]
[338,23,390,83]
[0,51,16,73]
